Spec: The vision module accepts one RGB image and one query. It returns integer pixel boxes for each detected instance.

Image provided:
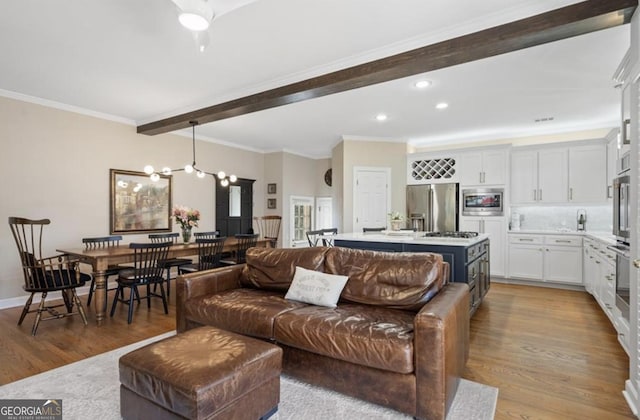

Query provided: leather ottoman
[119,326,282,420]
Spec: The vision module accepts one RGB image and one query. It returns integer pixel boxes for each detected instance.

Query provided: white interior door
[289,196,314,248]
[315,197,333,230]
[353,167,390,233]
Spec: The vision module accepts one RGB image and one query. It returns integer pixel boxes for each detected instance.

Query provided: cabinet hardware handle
[480,172,483,183]
[555,240,571,243]
[533,189,537,201]
[519,238,534,242]
[607,185,613,199]
[546,248,549,252]
[605,304,612,309]
[539,189,542,201]
[569,188,573,200]
[595,260,600,264]
[620,333,625,338]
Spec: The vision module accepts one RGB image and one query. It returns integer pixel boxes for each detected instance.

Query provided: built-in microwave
[462,188,504,216]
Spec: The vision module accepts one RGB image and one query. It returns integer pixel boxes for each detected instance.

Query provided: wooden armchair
[8,217,89,335]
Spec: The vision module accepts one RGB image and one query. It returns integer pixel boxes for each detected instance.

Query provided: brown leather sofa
[176,246,469,420]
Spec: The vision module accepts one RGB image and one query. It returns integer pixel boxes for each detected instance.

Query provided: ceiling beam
[138,0,637,135]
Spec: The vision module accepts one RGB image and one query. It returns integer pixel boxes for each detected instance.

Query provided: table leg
[93,270,107,324]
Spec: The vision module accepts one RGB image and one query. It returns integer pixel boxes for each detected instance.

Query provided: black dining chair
[306,228,338,247]
[8,217,89,335]
[363,227,386,233]
[148,232,192,297]
[178,237,227,274]
[220,234,258,265]
[110,242,171,324]
[193,231,220,239]
[82,235,124,306]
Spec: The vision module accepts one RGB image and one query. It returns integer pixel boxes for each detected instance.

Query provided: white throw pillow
[285,266,349,308]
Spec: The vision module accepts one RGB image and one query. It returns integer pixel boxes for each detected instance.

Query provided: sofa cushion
[240,247,329,291]
[183,289,307,339]
[325,247,446,311]
[285,266,348,308]
[274,303,415,374]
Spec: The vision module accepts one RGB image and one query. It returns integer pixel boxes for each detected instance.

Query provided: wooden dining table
[57,237,270,324]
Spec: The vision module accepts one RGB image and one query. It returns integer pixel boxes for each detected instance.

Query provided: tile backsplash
[510,205,612,232]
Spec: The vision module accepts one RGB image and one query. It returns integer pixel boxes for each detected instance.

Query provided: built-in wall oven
[612,168,631,322]
[461,188,504,216]
[613,173,631,243]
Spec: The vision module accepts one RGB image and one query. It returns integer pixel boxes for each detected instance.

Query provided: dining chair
[82,235,124,306]
[306,228,338,247]
[110,241,171,324]
[254,215,282,247]
[363,227,386,233]
[8,217,89,335]
[148,232,192,297]
[220,234,258,265]
[178,237,227,274]
[193,231,220,239]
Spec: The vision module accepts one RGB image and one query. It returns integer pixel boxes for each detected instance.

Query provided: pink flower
[172,205,200,229]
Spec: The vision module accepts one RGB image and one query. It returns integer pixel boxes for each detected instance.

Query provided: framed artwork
[110,169,172,234]
[267,183,277,194]
[267,198,277,209]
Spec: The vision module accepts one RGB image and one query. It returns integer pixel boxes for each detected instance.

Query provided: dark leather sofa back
[240,247,329,291]
[325,247,447,311]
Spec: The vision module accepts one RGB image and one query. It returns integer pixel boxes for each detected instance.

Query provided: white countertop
[333,232,490,247]
[508,229,616,245]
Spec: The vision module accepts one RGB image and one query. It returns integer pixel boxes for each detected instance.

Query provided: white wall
[0,96,265,300]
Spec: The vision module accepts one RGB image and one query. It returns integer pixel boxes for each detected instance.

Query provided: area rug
[0,333,497,419]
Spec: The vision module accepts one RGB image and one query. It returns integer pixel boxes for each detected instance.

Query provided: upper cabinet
[568,144,607,203]
[510,142,607,205]
[511,148,567,204]
[457,148,507,186]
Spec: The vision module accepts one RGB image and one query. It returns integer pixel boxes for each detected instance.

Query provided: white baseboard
[0,286,91,310]
[624,379,639,416]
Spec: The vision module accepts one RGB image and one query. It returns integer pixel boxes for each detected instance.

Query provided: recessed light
[415,80,432,89]
[376,113,388,121]
[435,102,448,110]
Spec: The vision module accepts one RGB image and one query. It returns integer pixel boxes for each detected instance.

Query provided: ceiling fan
[170,0,259,51]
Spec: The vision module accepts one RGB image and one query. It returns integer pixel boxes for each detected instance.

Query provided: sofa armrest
[413,282,469,420]
[175,264,244,332]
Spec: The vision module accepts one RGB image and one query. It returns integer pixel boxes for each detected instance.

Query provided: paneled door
[353,167,390,233]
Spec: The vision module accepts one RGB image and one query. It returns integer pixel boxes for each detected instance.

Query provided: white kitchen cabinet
[460,216,506,276]
[568,144,607,203]
[508,242,544,280]
[457,148,507,186]
[538,148,568,203]
[511,148,567,204]
[544,245,582,284]
[508,233,582,284]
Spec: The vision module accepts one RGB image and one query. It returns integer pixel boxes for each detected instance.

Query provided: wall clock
[324,168,332,187]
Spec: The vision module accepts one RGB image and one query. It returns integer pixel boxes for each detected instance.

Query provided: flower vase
[181,227,192,243]
[390,220,403,231]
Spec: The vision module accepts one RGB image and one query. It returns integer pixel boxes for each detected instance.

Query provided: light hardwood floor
[0,282,634,419]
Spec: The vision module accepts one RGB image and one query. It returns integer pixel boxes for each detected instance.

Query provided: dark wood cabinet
[215,178,255,237]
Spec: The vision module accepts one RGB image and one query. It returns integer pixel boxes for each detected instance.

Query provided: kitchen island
[333,232,490,315]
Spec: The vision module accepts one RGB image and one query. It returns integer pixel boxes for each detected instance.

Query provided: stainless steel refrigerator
[406,183,459,232]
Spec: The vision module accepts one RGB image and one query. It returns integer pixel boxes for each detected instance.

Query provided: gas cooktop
[423,231,479,239]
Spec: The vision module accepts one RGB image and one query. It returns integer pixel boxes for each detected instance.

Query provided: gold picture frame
[110,169,172,234]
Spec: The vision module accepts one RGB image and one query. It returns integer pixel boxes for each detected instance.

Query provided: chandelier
[144,121,237,187]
